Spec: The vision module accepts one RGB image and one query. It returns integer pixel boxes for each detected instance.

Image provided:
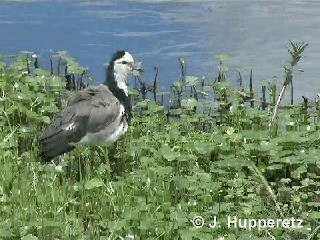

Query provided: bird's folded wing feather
[39,85,121,159]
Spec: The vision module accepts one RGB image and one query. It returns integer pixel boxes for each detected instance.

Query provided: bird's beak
[131,61,143,76]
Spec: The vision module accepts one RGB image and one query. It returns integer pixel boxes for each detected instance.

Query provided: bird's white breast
[106,121,128,143]
[79,122,128,145]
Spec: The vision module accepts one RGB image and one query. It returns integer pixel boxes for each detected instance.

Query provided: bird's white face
[112,51,142,95]
[113,52,138,77]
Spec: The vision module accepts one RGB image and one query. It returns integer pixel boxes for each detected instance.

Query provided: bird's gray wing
[39,85,122,161]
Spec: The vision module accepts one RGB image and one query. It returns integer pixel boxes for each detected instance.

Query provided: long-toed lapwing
[39,51,142,162]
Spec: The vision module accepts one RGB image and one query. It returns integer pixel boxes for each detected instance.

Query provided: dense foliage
[0,47,319,240]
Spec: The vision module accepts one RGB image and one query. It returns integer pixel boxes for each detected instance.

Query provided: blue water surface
[1,0,320,100]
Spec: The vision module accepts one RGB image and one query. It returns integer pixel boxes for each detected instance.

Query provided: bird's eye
[121,61,128,64]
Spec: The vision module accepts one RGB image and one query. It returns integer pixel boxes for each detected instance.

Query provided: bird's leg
[96,146,111,176]
[109,142,125,177]
[75,151,88,182]
[88,146,97,174]
[104,146,111,176]
[95,146,105,159]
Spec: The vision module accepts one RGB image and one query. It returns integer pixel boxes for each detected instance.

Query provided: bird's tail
[39,128,75,162]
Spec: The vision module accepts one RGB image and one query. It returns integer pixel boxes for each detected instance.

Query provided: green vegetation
[0,44,319,240]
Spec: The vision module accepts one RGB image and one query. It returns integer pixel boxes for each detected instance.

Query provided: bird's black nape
[110,50,126,62]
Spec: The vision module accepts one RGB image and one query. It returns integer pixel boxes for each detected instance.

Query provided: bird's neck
[104,67,132,122]
[105,66,129,96]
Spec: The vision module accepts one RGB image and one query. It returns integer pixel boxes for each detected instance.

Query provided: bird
[39,51,142,162]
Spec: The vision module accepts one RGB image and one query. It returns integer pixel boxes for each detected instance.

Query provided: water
[1,0,319,101]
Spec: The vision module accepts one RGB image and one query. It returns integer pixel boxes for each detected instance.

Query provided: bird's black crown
[110,50,126,62]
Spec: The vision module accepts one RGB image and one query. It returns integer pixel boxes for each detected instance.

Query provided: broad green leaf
[21,235,39,240]
[185,76,199,86]
[309,211,320,220]
[194,142,212,155]
[85,178,104,190]
[162,146,180,161]
[181,98,199,108]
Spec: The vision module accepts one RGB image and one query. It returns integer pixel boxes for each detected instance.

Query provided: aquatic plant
[0,43,319,240]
